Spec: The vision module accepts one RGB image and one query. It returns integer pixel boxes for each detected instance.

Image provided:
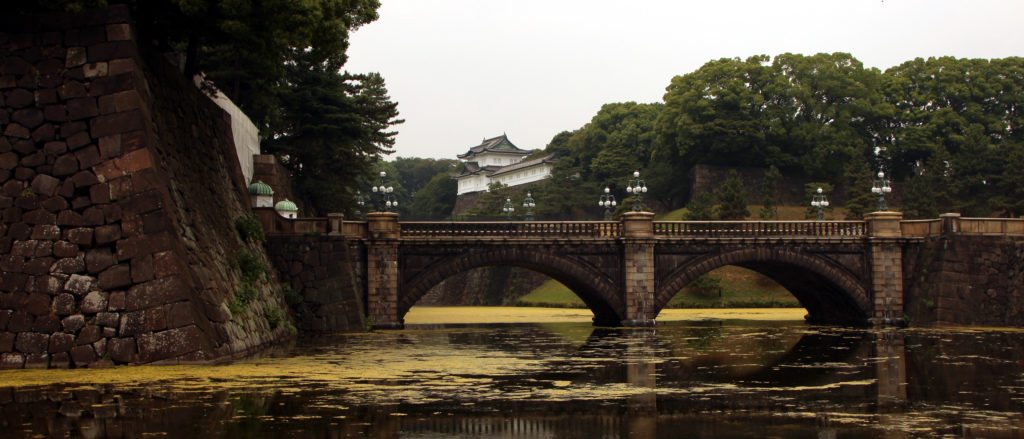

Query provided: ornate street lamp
[502,197,515,219]
[871,171,892,211]
[522,192,536,221]
[810,187,830,220]
[625,170,647,212]
[598,187,617,220]
[371,171,398,212]
[354,190,366,219]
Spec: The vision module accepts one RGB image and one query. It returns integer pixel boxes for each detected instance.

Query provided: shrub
[266,306,285,329]
[238,250,267,283]
[235,214,265,243]
[228,283,258,315]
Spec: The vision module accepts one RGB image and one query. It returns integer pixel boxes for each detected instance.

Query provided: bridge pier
[621,212,657,327]
[366,212,403,329]
[866,212,905,326]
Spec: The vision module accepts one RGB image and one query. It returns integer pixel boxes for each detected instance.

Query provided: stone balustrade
[654,220,866,237]
[399,221,622,239]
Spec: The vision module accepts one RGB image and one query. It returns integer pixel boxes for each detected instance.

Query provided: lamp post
[598,187,617,220]
[371,171,398,212]
[625,170,647,212]
[811,187,829,220]
[871,171,892,211]
[522,192,536,221]
[502,197,515,220]
[354,190,366,219]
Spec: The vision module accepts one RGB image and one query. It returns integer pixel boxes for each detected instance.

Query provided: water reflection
[1,318,1023,438]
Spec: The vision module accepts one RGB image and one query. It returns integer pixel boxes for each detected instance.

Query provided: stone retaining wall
[0,6,293,368]
[266,236,365,332]
[904,235,1024,326]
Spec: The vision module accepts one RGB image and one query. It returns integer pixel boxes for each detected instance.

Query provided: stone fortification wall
[904,235,1024,326]
[266,235,365,332]
[0,7,293,368]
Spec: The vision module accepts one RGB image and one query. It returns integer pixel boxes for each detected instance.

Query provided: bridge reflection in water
[5,319,1021,438]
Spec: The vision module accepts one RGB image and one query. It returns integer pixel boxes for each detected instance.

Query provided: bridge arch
[400,248,625,325]
[655,248,871,325]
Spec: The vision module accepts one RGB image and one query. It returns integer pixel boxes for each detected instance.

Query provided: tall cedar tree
[717,171,750,220]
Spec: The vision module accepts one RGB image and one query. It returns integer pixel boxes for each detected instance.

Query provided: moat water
[1,307,1023,438]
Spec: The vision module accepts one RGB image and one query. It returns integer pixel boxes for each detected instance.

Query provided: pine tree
[717,170,750,220]
[684,192,717,220]
[759,165,781,220]
[844,161,875,219]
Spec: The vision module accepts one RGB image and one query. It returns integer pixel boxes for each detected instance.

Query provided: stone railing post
[865,211,904,325]
[366,212,402,329]
[620,212,656,326]
[940,212,961,236]
[327,213,344,236]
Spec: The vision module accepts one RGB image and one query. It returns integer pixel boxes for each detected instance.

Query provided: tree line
[506,53,1023,221]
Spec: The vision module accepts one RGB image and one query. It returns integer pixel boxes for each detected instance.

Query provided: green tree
[466,182,514,219]
[684,192,717,221]
[405,173,457,220]
[759,165,781,219]
[266,61,401,213]
[903,147,956,219]
[717,171,749,220]
[843,161,875,219]
[992,142,1024,217]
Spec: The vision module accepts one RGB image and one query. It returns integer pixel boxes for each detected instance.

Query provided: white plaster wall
[194,76,261,184]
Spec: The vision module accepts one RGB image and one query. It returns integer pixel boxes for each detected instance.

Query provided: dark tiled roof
[488,154,556,177]
[454,162,503,178]
[457,134,530,159]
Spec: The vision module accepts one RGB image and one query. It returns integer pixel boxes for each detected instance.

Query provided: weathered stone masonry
[0,7,292,369]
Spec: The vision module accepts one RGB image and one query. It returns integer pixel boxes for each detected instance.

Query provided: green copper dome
[274,199,298,212]
[248,180,274,196]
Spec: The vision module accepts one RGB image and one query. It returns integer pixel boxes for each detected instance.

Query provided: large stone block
[119,307,166,336]
[137,325,204,363]
[80,291,108,314]
[125,276,187,311]
[69,344,96,366]
[107,337,136,363]
[0,353,25,369]
[14,332,49,353]
[85,248,113,273]
[61,314,85,333]
[63,274,95,295]
[97,264,130,289]
[48,332,73,353]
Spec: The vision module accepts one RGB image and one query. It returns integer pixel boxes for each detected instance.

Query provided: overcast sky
[345,0,1023,160]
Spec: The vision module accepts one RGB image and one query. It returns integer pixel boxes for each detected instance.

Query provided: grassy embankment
[518,204,847,309]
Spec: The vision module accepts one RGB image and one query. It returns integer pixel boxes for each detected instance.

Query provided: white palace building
[455,134,555,195]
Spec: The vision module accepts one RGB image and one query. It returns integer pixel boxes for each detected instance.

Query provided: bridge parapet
[654,221,866,237]
[399,221,622,239]
[956,217,1024,235]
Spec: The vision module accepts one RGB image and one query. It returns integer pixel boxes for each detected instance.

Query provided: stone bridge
[263,210,1017,329]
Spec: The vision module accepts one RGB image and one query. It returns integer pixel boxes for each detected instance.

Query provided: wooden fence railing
[399,221,622,238]
[653,221,866,237]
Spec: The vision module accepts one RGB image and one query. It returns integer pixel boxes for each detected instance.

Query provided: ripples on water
[1,307,1023,438]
